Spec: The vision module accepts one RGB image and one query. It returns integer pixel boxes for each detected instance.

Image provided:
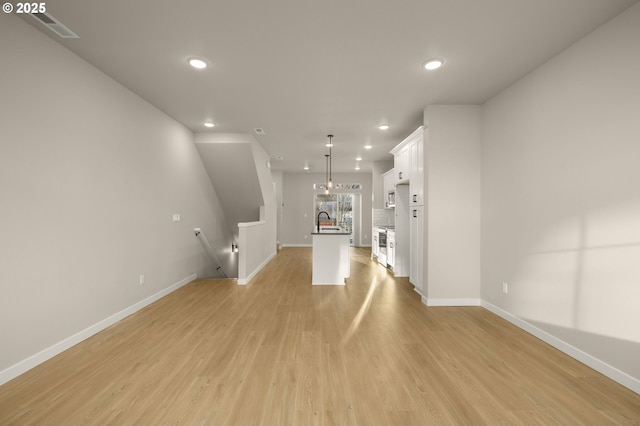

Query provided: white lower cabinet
[372,227,379,259]
[410,206,424,295]
[393,185,410,277]
[387,230,395,270]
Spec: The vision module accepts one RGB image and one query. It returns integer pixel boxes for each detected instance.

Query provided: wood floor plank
[1,247,639,425]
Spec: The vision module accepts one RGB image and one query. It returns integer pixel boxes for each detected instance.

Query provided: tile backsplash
[373,208,395,227]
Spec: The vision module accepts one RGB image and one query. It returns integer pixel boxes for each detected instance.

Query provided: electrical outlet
[172,214,181,223]
[502,282,508,294]
[140,274,145,285]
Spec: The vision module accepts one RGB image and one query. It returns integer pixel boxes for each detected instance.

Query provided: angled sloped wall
[195,133,277,283]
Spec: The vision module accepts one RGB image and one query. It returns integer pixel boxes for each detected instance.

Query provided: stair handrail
[194,228,227,278]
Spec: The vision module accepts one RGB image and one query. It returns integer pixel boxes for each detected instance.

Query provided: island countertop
[311,226,350,235]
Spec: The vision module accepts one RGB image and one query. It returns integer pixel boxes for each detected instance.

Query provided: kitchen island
[311,227,351,285]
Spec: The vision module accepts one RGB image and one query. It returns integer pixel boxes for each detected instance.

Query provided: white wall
[247,137,278,276]
[194,133,266,229]
[0,15,233,381]
[482,3,640,383]
[281,172,372,246]
[424,106,482,304]
[271,170,284,245]
[372,160,394,210]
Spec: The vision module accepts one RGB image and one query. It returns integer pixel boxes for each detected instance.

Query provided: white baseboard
[481,301,640,395]
[426,298,481,307]
[279,244,369,248]
[0,273,197,387]
[238,251,276,285]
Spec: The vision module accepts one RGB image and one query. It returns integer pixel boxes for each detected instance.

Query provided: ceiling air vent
[30,12,79,39]
[254,128,266,136]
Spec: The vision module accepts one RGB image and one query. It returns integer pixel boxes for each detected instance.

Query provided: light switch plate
[172,214,181,222]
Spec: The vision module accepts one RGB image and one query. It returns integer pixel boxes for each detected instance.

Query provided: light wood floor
[1,247,639,425]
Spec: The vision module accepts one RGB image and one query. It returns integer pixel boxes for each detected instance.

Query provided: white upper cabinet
[410,132,424,206]
[390,126,424,198]
[382,168,395,207]
[394,145,410,184]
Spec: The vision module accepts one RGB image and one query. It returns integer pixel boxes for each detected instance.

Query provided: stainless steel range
[377,227,387,266]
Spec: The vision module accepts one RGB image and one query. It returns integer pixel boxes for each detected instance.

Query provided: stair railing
[194,228,227,278]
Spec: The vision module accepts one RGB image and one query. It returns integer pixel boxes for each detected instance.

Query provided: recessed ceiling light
[204,122,215,128]
[355,165,361,171]
[303,165,310,171]
[325,143,333,147]
[423,58,444,70]
[378,125,389,130]
[364,145,373,150]
[356,156,362,161]
[188,57,208,69]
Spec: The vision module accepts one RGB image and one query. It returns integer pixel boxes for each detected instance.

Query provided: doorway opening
[314,193,361,246]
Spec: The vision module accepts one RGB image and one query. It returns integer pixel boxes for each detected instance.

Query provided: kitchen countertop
[311,226,351,235]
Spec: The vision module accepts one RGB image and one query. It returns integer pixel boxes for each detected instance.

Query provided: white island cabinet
[312,227,351,285]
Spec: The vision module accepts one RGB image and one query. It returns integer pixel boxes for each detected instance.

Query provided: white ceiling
[22,0,637,173]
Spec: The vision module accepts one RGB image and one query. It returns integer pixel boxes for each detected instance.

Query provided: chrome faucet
[317,211,330,233]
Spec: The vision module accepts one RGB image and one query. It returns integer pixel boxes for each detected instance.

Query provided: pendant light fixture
[326,135,334,190]
[324,154,330,194]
